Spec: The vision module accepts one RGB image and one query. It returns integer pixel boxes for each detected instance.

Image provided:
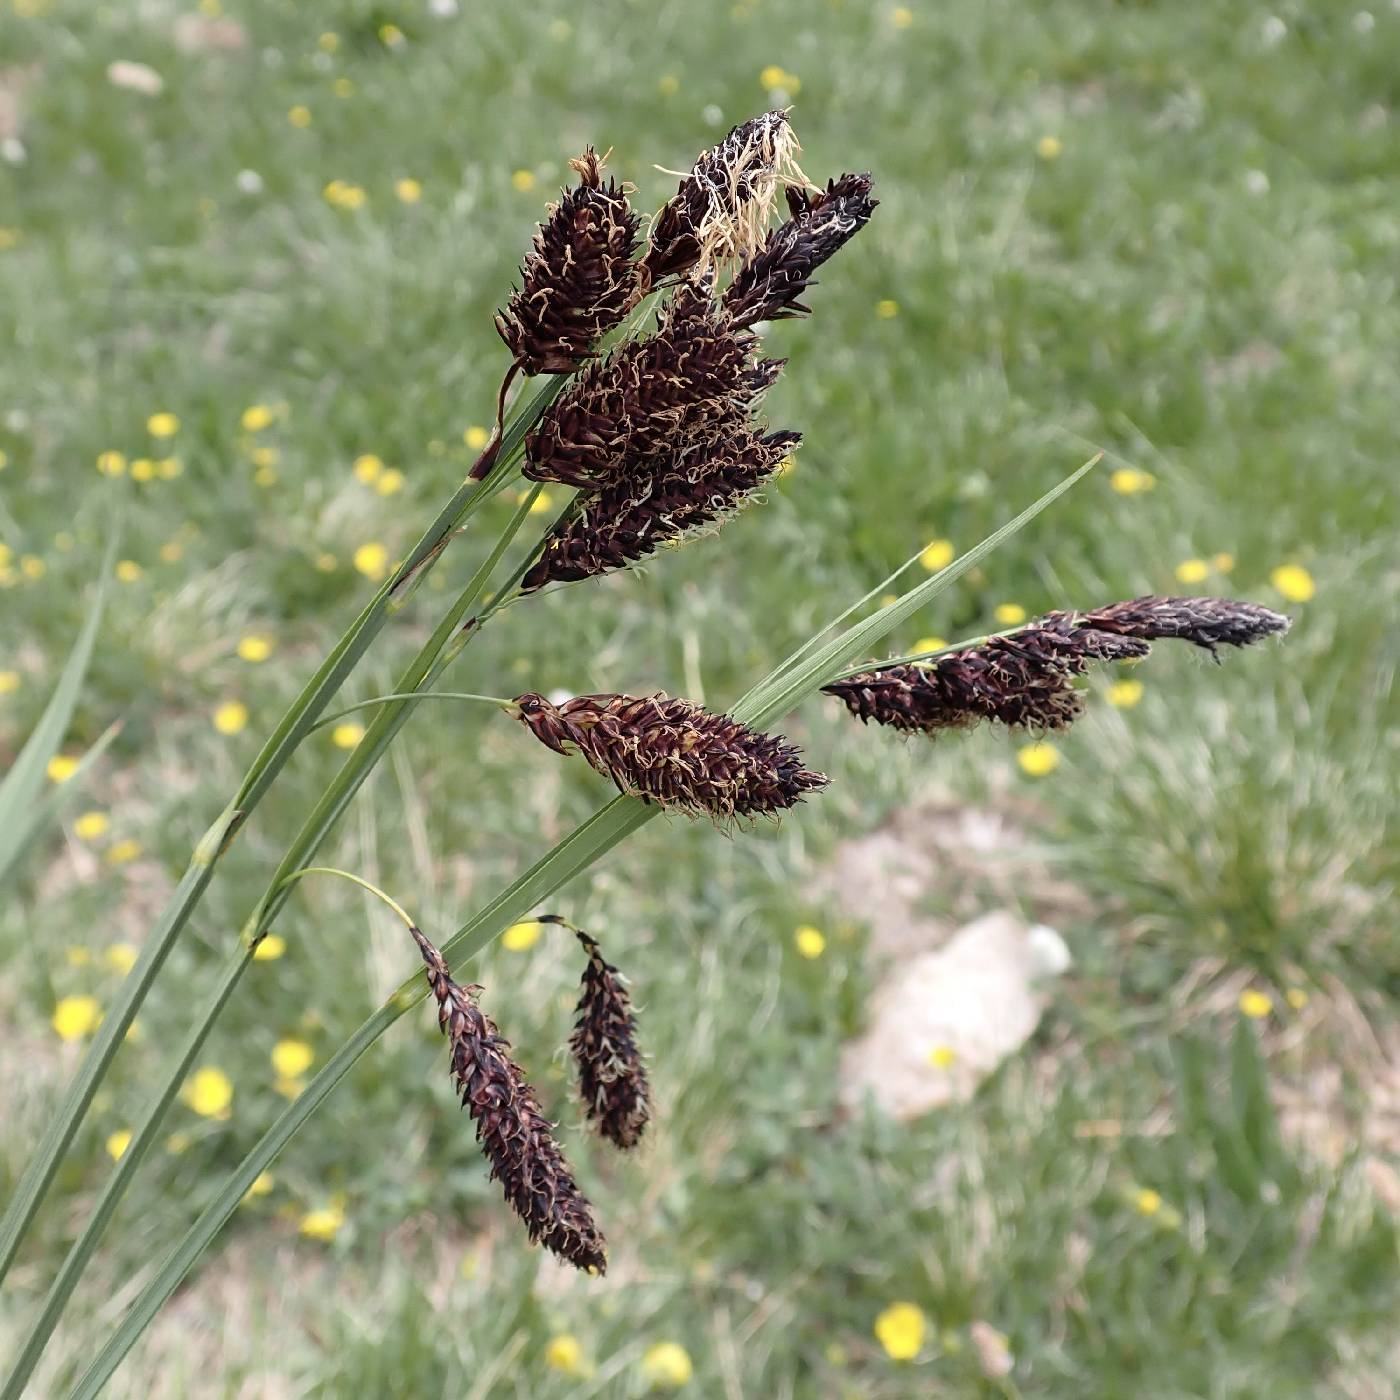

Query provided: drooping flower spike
[823,595,1289,737]
[494,148,641,377]
[513,691,829,823]
[409,925,607,1273]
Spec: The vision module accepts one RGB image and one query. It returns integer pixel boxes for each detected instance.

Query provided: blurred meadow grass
[2,0,1398,1394]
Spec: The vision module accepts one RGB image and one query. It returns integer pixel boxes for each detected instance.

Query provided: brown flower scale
[823,596,1289,736]
[723,172,878,330]
[409,925,607,1273]
[521,428,800,592]
[494,149,641,376]
[513,691,829,822]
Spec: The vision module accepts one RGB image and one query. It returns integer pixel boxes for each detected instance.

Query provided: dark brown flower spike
[523,285,777,491]
[521,428,800,592]
[513,691,829,822]
[538,917,650,1151]
[642,110,806,284]
[495,149,642,376]
[409,925,607,1273]
[824,596,1288,737]
[723,172,878,330]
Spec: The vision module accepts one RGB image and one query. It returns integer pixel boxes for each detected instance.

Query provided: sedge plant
[2,112,1289,1396]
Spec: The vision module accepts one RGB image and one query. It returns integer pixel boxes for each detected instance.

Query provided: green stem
[308,692,517,735]
[274,866,417,930]
[70,461,1098,1398]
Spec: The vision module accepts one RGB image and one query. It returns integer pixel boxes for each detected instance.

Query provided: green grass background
[2,0,1398,1394]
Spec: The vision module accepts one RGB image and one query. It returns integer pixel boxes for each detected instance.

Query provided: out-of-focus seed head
[495,148,642,375]
[523,286,777,490]
[724,172,878,329]
[569,927,650,1151]
[824,596,1287,737]
[521,428,800,592]
[410,925,607,1273]
[513,691,829,823]
[642,110,806,284]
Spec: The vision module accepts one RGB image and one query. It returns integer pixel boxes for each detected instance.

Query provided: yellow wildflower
[52,994,102,1042]
[165,1131,192,1154]
[54,531,74,551]
[288,105,311,128]
[1238,989,1272,1019]
[241,404,274,431]
[353,542,389,580]
[299,1205,345,1240]
[130,458,156,482]
[254,934,287,961]
[74,811,110,841]
[875,298,899,318]
[105,943,138,974]
[545,1334,585,1376]
[1175,558,1209,584]
[115,560,144,583]
[352,453,383,483]
[375,468,405,496]
[237,634,274,663]
[502,921,543,951]
[250,446,279,471]
[1212,552,1235,573]
[1134,1187,1162,1216]
[213,700,249,735]
[1286,986,1309,1010]
[314,552,338,572]
[1017,742,1060,777]
[463,425,490,451]
[892,6,913,27]
[332,77,354,98]
[1107,678,1143,708]
[639,1342,693,1388]
[928,1045,956,1069]
[874,1302,926,1361]
[378,22,404,46]
[1270,564,1314,603]
[272,1038,315,1078]
[318,31,339,53]
[914,636,946,655]
[759,65,800,94]
[107,839,143,865]
[511,169,537,192]
[183,1066,233,1118]
[0,670,19,695]
[147,412,179,438]
[994,603,1027,626]
[274,1077,305,1099]
[158,457,183,479]
[1109,466,1155,494]
[20,555,45,580]
[245,1171,275,1198]
[48,754,80,783]
[160,539,184,563]
[1037,135,1063,160]
[65,947,91,968]
[331,722,365,749]
[96,450,126,477]
[794,925,826,959]
[106,1129,133,1161]
[394,178,422,204]
[657,74,680,96]
[918,539,954,571]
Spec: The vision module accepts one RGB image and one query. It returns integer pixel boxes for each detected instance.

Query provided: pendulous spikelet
[409,925,607,1273]
[723,172,878,329]
[523,284,779,490]
[824,596,1289,736]
[495,149,641,376]
[513,691,829,822]
[521,428,800,591]
[554,920,651,1151]
[642,110,806,284]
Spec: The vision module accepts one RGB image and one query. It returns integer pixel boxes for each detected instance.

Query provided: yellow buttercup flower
[74,811,110,841]
[115,560,144,583]
[913,636,946,655]
[241,403,274,431]
[919,539,954,571]
[1286,986,1309,1010]
[250,446,279,471]
[1270,564,1314,603]
[502,921,543,951]
[511,169,537,192]
[96,451,126,477]
[65,947,91,968]
[160,539,184,563]
[274,1077,306,1099]
[657,73,680,96]
[324,180,367,210]
[52,994,102,1042]
[237,634,275,662]
[875,298,899,318]
[892,6,913,28]
[378,22,404,46]
[332,77,354,99]
[1017,742,1059,777]
[1238,989,1272,1019]
[0,670,20,694]
[1174,558,1209,584]
[245,1171,275,1198]
[1212,552,1235,573]
[794,925,826,959]
[105,943,138,974]
[147,412,180,438]
[994,603,1027,626]
[545,1334,585,1377]
[106,1129,133,1161]
[759,65,800,94]
[1134,1187,1162,1216]
[287,105,311,128]
[1107,678,1143,708]
[299,1205,345,1240]
[254,934,287,961]
[353,542,389,580]
[1037,135,1063,160]
[130,458,156,482]
[463,425,490,451]
[639,1342,693,1388]
[19,554,45,580]
[352,453,383,484]
[331,722,365,749]
[47,754,80,783]
[1109,466,1156,494]
[272,1038,315,1078]
[158,456,183,479]
[318,31,339,53]
[183,1066,233,1118]
[394,178,422,204]
[874,1302,926,1361]
[213,701,249,735]
[314,552,338,573]
[375,468,405,496]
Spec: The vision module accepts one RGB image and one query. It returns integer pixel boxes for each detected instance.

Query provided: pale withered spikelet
[523,284,779,490]
[723,172,878,330]
[513,691,829,822]
[521,428,800,592]
[495,149,641,376]
[642,110,805,284]
[409,925,607,1273]
[556,921,650,1151]
[824,596,1289,736]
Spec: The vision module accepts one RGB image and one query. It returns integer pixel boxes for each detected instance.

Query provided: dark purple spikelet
[723,172,878,330]
[513,691,829,822]
[523,286,777,490]
[824,596,1288,737]
[409,925,607,1273]
[495,149,642,376]
[566,926,650,1151]
[521,429,800,592]
[642,110,802,284]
